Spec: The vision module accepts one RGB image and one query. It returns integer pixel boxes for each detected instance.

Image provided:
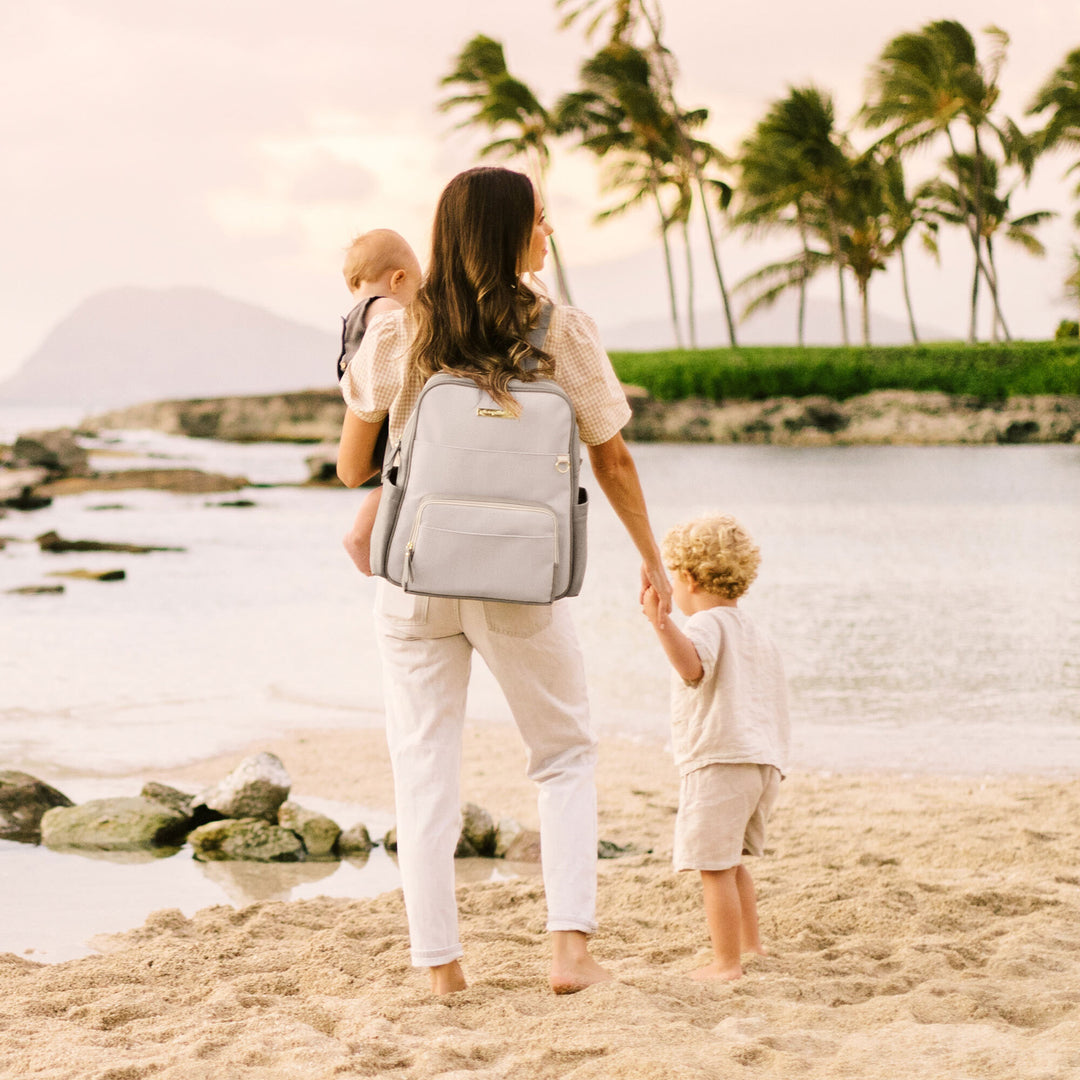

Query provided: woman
[337,167,672,996]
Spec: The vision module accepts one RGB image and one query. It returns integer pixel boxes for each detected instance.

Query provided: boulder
[193,752,291,822]
[188,818,304,862]
[0,771,75,843]
[460,802,497,857]
[140,782,195,818]
[503,828,542,863]
[337,822,374,856]
[48,569,126,582]
[383,826,397,852]
[277,801,341,858]
[494,816,526,859]
[41,797,189,851]
[6,584,64,595]
[0,467,49,501]
[454,834,479,858]
[35,531,184,554]
[12,430,89,476]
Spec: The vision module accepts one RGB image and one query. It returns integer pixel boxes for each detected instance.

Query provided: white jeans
[374,580,599,967]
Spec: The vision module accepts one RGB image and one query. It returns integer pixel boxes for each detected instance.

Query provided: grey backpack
[369,304,587,604]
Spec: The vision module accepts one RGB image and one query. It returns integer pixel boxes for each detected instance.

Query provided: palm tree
[862,20,1012,341]
[556,41,689,346]
[557,0,739,345]
[878,153,939,343]
[917,153,1054,340]
[734,86,855,345]
[440,35,574,303]
[1029,48,1080,231]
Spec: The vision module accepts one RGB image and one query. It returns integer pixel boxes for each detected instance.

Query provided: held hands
[639,562,672,629]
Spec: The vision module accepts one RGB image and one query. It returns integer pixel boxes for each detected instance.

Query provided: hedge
[608,341,1080,402]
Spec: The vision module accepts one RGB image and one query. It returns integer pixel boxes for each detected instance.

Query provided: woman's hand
[640,561,672,628]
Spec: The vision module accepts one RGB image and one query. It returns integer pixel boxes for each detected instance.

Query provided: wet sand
[2,724,1078,1079]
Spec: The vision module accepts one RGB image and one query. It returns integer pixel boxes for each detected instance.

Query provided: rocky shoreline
[83,386,1080,446]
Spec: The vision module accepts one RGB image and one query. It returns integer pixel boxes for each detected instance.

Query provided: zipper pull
[403,542,414,588]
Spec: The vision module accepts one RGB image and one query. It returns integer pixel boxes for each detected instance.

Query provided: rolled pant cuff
[410,944,464,968]
[545,918,598,935]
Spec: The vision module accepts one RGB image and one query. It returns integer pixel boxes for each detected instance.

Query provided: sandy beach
[2,723,1078,1079]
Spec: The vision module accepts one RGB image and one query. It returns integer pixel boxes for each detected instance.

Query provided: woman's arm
[587,432,673,626]
[336,409,385,488]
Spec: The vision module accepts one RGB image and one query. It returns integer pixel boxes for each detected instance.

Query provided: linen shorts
[673,763,781,872]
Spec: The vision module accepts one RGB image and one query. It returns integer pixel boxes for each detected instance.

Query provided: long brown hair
[410,167,552,411]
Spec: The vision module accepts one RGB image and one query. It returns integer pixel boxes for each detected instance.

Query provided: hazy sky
[3,0,1079,378]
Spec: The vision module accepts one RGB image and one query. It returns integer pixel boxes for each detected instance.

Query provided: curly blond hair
[661,514,761,599]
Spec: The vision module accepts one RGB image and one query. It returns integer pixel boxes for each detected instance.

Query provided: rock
[7,584,64,595]
[460,802,497,857]
[0,771,75,843]
[205,499,257,508]
[383,826,397,852]
[48,569,126,582]
[38,469,249,496]
[139,782,195,818]
[598,839,634,859]
[494,817,526,859]
[503,829,542,863]
[304,450,341,485]
[454,834,479,858]
[193,752,291,822]
[277,801,341,858]
[35,531,184,554]
[337,822,374,856]
[188,818,304,862]
[41,797,189,851]
[12,430,89,476]
[1,486,52,511]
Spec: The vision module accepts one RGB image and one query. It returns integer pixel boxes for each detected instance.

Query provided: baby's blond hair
[342,229,417,292]
[661,514,761,599]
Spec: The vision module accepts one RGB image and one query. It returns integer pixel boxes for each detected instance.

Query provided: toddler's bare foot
[550,953,612,995]
[689,961,743,982]
[430,961,466,996]
[744,944,769,958]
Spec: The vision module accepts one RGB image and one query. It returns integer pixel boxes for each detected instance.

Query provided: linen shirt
[340,304,632,446]
[670,606,790,778]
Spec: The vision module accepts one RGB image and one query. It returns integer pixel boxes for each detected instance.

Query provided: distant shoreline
[79,387,1080,447]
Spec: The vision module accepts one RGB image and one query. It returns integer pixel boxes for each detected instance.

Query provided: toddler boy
[642,514,789,981]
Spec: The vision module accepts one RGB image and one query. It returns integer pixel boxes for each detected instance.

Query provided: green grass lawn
[608,341,1080,402]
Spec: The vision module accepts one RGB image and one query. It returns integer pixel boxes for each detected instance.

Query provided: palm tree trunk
[682,218,697,349]
[898,243,920,344]
[969,257,980,343]
[860,279,871,346]
[527,152,574,306]
[826,207,850,346]
[695,176,738,347]
[654,189,683,348]
[945,127,1011,341]
[796,204,809,348]
[988,238,1001,343]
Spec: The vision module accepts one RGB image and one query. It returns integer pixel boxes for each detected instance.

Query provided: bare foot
[430,961,467,996]
[689,961,743,982]
[744,945,769,958]
[550,953,613,995]
[550,931,612,995]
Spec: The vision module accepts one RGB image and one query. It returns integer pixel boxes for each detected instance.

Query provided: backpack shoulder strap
[523,301,553,371]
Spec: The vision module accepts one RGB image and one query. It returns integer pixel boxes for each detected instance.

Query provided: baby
[642,514,790,981]
[336,229,421,574]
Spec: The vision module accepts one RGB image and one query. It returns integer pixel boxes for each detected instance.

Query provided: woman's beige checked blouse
[340,305,632,447]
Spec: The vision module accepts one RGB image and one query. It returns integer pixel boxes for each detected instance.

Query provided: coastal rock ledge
[83,388,1080,446]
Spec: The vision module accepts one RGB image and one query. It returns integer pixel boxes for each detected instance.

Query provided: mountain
[0,287,339,408]
[598,294,952,351]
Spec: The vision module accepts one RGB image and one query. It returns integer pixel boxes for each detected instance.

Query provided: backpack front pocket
[403,497,558,603]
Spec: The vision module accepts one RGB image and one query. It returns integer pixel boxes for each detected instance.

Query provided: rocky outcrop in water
[41,797,190,851]
[0,771,75,842]
[193,752,291,823]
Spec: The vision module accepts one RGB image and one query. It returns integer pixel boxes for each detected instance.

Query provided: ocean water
[3,411,1079,958]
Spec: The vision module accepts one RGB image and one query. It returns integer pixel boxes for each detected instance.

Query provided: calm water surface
[2,424,1078,959]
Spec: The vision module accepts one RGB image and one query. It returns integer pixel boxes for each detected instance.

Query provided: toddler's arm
[642,586,704,683]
